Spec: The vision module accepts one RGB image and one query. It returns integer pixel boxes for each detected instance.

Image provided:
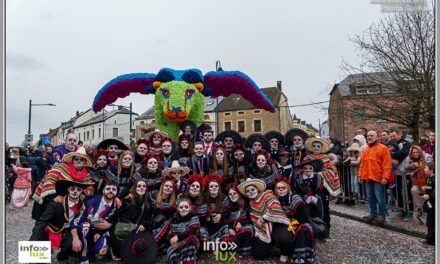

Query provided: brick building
[216,83,293,138]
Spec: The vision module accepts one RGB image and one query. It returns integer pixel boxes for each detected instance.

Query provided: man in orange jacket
[359,130,392,224]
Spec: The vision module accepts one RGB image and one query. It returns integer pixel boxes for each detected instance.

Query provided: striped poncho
[249,191,290,243]
[303,154,341,196]
[32,163,91,204]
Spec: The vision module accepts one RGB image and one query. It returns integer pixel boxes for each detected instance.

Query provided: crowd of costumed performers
[29,126,340,263]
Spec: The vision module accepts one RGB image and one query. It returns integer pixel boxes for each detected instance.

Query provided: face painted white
[189,182,201,197]
[152,134,162,145]
[103,185,117,199]
[215,150,224,162]
[137,143,148,156]
[136,181,147,196]
[162,141,172,155]
[108,145,118,156]
[170,170,182,181]
[163,181,174,196]
[245,185,258,200]
[203,133,213,142]
[293,136,303,148]
[234,150,244,161]
[178,201,191,217]
[269,138,278,149]
[73,157,86,170]
[147,158,158,171]
[303,165,314,177]
[209,182,219,197]
[228,189,239,203]
[96,155,107,168]
[224,137,234,148]
[181,140,189,150]
[68,186,83,200]
[194,144,204,157]
[122,155,133,168]
[253,142,262,151]
[312,142,322,153]
[276,182,288,197]
[256,154,267,169]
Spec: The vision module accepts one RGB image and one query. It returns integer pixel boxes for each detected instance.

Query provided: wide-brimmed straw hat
[62,147,93,167]
[305,137,330,153]
[161,160,190,176]
[237,178,266,196]
[144,130,168,142]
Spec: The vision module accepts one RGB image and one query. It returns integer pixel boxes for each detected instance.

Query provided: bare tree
[341,5,435,141]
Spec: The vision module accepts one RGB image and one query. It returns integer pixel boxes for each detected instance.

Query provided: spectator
[422,131,435,159]
[421,162,435,246]
[51,133,78,163]
[380,130,390,145]
[353,134,367,199]
[359,131,392,224]
[357,127,368,141]
[385,140,399,205]
[9,160,32,208]
[343,143,361,199]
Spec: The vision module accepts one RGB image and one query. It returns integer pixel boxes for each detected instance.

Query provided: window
[238,121,245,133]
[78,133,81,140]
[356,87,367,95]
[254,119,262,132]
[376,107,387,122]
[367,87,380,94]
[113,128,118,137]
[98,128,101,138]
[92,130,95,139]
[86,131,90,140]
[224,121,232,131]
[224,112,231,116]
[254,110,261,114]
[351,107,365,124]
[238,111,244,115]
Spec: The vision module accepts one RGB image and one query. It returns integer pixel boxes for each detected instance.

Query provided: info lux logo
[203,238,237,261]
[18,241,51,263]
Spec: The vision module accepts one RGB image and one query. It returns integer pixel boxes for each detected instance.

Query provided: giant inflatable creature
[92,68,275,139]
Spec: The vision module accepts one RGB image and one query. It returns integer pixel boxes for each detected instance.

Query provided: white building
[74,107,139,146]
[320,120,329,138]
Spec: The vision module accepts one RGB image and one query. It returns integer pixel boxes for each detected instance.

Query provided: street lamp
[215,60,223,136]
[28,99,56,147]
[109,102,133,145]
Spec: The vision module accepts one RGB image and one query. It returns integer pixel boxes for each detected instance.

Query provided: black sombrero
[179,121,197,133]
[55,178,95,196]
[295,159,324,172]
[96,139,129,151]
[215,130,242,145]
[284,128,309,146]
[121,230,158,264]
[245,133,270,151]
[265,131,285,146]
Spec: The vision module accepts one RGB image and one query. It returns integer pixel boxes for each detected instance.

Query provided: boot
[374,215,385,225]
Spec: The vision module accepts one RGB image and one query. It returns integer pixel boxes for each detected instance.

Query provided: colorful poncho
[32,163,91,204]
[249,191,290,243]
[303,154,341,196]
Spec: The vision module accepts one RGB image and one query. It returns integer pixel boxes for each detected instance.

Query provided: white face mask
[152,134,162,145]
[68,186,83,200]
[293,136,303,148]
[303,166,314,177]
[189,182,200,197]
[312,142,322,153]
[178,201,191,217]
[209,182,219,197]
[103,185,117,199]
[256,155,267,169]
[136,181,147,196]
[137,144,148,156]
[147,158,158,171]
[108,145,118,156]
[122,155,133,168]
[162,142,172,155]
[215,150,224,162]
[245,185,258,200]
[228,189,239,203]
[163,181,174,196]
[276,183,288,197]
[181,140,189,150]
[96,156,107,168]
[253,142,262,151]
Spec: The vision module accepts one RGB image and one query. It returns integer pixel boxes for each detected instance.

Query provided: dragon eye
[185,89,195,100]
[160,88,170,99]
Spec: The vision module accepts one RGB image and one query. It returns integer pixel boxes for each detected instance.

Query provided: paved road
[6,201,435,263]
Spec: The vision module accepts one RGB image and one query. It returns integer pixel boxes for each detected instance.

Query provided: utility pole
[129,102,133,146]
[215,60,223,136]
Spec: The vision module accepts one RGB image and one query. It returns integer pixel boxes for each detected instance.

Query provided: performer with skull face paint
[203,129,217,156]
[265,131,285,160]
[97,139,129,167]
[138,154,163,191]
[179,120,197,141]
[107,180,152,261]
[232,144,251,184]
[187,142,211,176]
[285,128,309,168]
[149,176,177,251]
[210,144,234,189]
[134,139,150,166]
[159,137,179,168]
[176,134,194,165]
[203,174,230,243]
[90,149,109,194]
[71,181,118,262]
[237,178,293,261]
[249,150,279,189]
[215,130,243,160]
[275,149,294,182]
[166,198,201,264]
[105,150,139,200]
[162,160,190,195]
[225,183,254,260]
[274,177,316,263]
[30,178,94,263]
[246,133,270,156]
[304,137,341,232]
[145,130,168,156]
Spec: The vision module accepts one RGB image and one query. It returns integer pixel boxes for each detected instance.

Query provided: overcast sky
[6,0,385,146]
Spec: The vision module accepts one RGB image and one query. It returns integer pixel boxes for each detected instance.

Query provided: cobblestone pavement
[6,200,435,263]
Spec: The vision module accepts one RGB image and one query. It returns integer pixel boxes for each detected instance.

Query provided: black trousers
[56,229,78,261]
[321,189,331,230]
[426,211,435,244]
[252,223,293,260]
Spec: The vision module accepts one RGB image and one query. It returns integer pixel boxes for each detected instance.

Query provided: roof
[331,72,397,97]
[216,87,282,112]
[75,108,139,128]
[205,97,223,112]
[136,107,155,120]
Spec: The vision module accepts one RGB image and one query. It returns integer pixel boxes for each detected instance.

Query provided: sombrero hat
[96,139,129,151]
[245,133,270,151]
[202,114,216,124]
[55,177,95,196]
[215,130,242,145]
[295,159,324,172]
[144,130,168,142]
[162,160,190,176]
[179,121,197,133]
[264,131,285,146]
[237,178,266,196]
[305,137,330,153]
[62,147,93,167]
[121,230,158,264]
[284,128,309,146]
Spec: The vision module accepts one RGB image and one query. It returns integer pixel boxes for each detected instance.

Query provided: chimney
[277,81,282,91]
[76,111,80,116]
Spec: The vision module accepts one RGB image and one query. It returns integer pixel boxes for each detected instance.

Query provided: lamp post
[28,99,56,147]
[109,102,133,146]
[215,60,223,136]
